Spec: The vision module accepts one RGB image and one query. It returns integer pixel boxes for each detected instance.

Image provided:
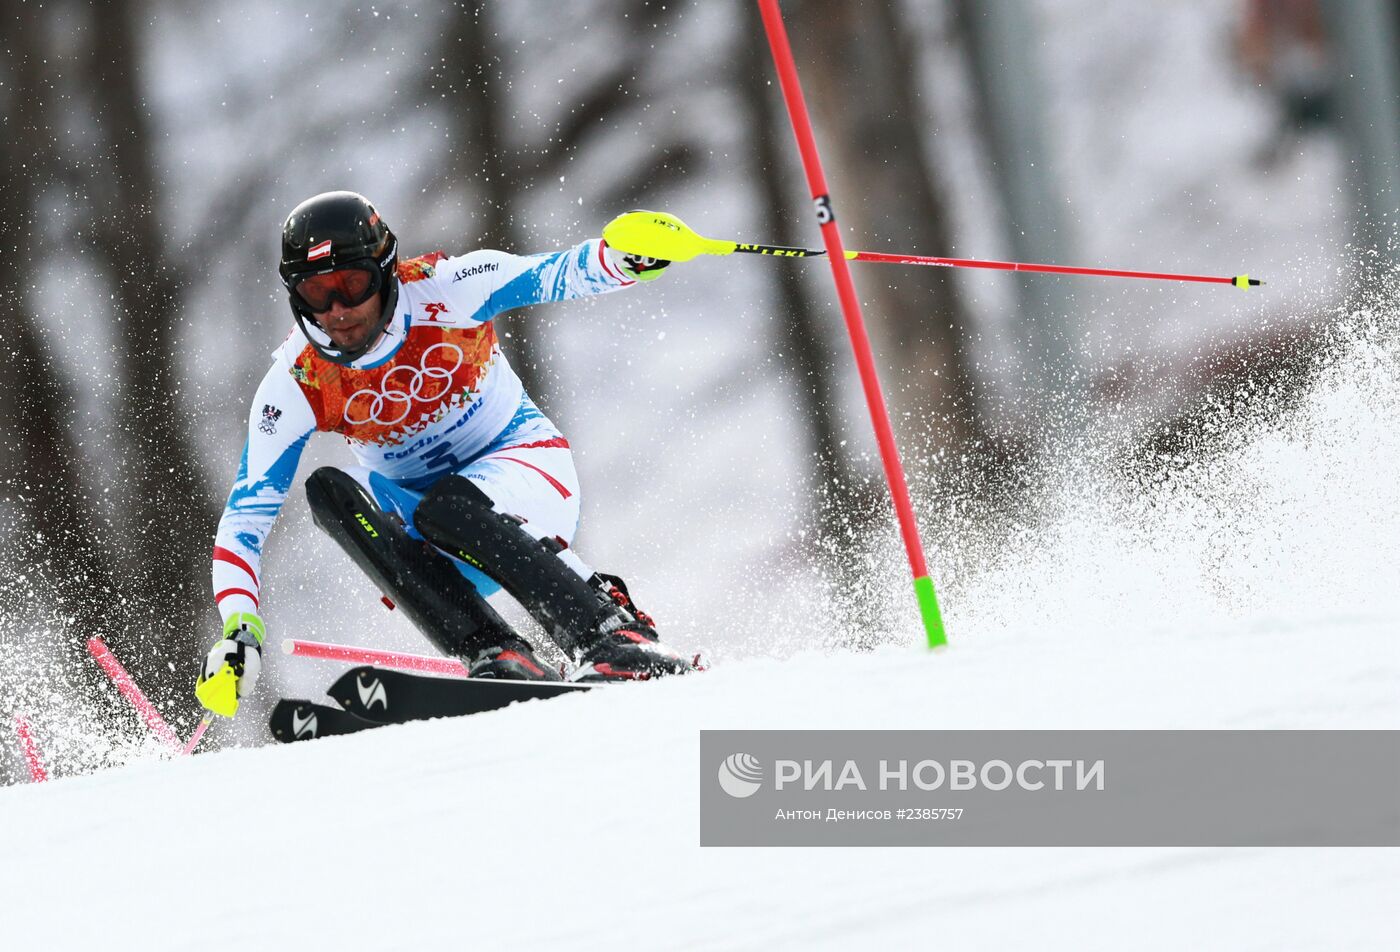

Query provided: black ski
[268,698,381,743]
[327,665,593,724]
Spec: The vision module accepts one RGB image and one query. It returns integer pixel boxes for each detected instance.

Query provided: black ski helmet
[279,190,399,365]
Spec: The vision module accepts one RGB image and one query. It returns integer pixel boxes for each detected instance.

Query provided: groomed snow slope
[3,630,1398,950]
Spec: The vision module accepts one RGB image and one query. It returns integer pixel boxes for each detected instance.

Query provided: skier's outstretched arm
[196,361,316,717]
[437,228,672,324]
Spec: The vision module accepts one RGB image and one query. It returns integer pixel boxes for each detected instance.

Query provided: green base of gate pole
[914,575,947,649]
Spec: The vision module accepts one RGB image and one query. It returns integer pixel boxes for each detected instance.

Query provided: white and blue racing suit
[211,239,638,625]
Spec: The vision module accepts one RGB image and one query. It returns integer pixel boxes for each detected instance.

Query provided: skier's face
[317,294,382,351]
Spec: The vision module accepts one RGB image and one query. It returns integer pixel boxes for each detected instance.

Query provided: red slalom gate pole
[756,0,946,647]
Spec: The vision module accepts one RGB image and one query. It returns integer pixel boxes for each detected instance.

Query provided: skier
[195,191,694,718]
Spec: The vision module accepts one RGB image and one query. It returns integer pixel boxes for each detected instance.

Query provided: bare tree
[73,0,220,693]
[0,2,124,637]
[736,3,867,509]
[0,0,139,782]
[786,0,991,456]
[426,0,696,401]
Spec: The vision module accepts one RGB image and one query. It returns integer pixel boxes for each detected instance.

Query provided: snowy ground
[2,638,1396,951]
[5,307,1400,950]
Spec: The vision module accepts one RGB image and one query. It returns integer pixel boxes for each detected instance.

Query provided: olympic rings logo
[344,342,465,427]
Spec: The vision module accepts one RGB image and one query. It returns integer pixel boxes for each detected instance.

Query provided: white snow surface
[5,311,1400,950]
[2,640,1397,951]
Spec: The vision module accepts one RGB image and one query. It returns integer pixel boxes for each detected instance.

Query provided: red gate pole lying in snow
[13,715,48,783]
[282,638,470,677]
[86,636,184,753]
[755,0,947,647]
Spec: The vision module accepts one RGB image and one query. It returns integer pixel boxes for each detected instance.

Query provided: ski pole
[755,0,946,648]
[603,213,1263,290]
[182,716,214,755]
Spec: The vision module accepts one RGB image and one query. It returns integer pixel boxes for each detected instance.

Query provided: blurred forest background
[2,0,1397,779]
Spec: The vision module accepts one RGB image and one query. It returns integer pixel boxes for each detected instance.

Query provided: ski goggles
[290,263,381,313]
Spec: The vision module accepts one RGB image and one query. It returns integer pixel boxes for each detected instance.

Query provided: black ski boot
[571,574,693,682]
[572,624,692,682]
[467,637,562,681]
